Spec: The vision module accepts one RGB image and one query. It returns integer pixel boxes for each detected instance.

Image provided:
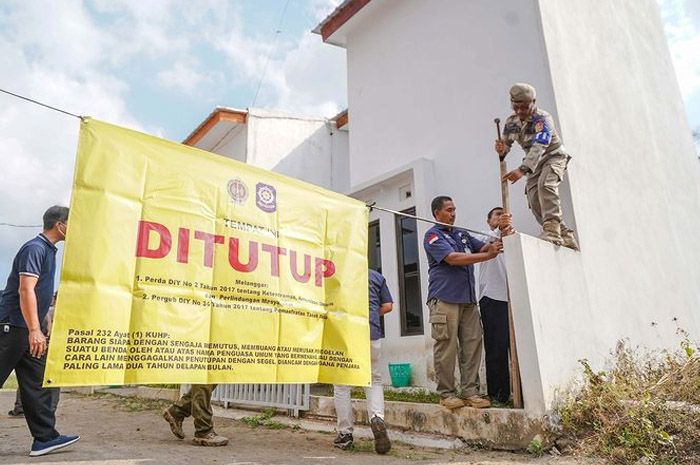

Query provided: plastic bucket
[388,363,411,387]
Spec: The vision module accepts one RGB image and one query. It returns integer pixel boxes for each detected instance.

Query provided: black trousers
[479,296,511,403]
[0,325,59,442]
[12,384,60,414]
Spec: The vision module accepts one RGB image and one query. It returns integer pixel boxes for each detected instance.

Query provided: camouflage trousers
[169,384,217,437]
[525,153,570,226]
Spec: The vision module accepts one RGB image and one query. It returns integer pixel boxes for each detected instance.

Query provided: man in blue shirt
[424,196,502,410]
[333,269,393,454]
[0,206,79,457]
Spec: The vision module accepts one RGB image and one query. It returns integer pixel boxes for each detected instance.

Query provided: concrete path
[0,391,599,465]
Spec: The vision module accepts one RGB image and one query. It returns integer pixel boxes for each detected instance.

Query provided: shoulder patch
[427,233,439,245]
[534,130,552,145]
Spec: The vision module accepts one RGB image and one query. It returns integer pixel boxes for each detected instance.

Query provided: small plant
[557,338,700,464]
[527,436,544,456]
[240,408,286,429]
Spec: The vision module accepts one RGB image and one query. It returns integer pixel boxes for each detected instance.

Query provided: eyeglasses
[511,101,533,111]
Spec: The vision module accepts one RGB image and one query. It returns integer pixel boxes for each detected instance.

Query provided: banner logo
[227,178,248,204]
[256,183,277,213]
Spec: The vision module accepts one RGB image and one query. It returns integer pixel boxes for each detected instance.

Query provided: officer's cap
[510,83,536,102]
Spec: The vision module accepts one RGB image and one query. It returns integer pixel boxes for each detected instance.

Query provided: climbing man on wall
[496,82,579,250]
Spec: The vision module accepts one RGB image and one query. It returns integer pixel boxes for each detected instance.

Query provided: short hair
[431,196,452,218]
[43,206,69,230]
[487,207,504,220]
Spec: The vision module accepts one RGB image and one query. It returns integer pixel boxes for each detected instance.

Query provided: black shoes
[332,432,353,450]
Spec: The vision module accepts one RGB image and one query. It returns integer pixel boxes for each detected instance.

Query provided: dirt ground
[0,391,599,465]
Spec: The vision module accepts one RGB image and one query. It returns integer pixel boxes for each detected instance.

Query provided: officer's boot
[539,220,562,246]
[560,227,580,251]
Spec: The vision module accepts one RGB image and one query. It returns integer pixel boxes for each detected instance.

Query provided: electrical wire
[367,204,498,239]
[250,0,292,108]
[0,88,82,119]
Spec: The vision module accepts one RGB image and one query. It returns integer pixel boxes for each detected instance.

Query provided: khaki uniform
[428,299,482,398]
[501,108,570,226]
[168,384,217,437]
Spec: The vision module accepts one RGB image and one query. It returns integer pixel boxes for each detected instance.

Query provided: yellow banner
[44,118,369,387]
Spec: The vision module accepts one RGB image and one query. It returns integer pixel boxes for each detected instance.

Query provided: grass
[144,384,180,390]
[86,391,172,412]
[239,408,290,430]
[1,372,18,390]
[557,333,700,464]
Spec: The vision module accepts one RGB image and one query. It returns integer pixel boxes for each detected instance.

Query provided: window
[368,220,385,338]
[396,208,423,336]
[368,220,381,273]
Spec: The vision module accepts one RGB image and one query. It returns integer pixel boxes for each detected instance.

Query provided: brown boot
[440,396,465,410]
[539,220,562,246]
[192,431,228,447]
[462,395,491,409]
[561,227,580,251]
[162,409,184,439]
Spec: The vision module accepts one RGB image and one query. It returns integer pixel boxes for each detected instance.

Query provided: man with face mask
[0,206,79,457]
[496,83,579,250]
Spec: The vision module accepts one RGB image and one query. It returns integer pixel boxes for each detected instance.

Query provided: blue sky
[0,0,698,282]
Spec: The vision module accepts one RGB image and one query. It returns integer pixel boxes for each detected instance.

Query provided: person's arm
[379,302,393,316]
[379,279,393,316]
[443,241,502,266]
[521,114,555,173]
[495,118,516,157]
[19,275,46,358]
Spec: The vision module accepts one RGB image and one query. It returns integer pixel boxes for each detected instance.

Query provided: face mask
[57,222,67,240]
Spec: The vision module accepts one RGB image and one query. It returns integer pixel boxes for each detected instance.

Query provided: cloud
[659,0,700,98]
[157,60,223,94]
[0,1,156,278]
[215,0,347,117]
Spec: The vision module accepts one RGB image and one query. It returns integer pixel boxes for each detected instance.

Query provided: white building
[188,0,700,415]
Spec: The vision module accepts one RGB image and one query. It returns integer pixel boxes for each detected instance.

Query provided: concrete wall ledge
[306,395,552,451]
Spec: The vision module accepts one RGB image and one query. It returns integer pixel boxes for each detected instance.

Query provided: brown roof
[314,0,371,42]
[183,108,247,146]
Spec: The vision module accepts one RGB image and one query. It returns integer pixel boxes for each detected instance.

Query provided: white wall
[499,0,700,414]
[206,124,247,163]
[342,0,700,413]
[345,0,572,238]
[342,0,567,396]
[209,108,349,192]
[247,109,338,190]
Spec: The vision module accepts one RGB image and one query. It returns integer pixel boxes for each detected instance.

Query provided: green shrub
[558,337,700,464]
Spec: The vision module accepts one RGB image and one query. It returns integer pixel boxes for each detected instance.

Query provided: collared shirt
[501,107,566,173]
[423,225,485,304]
[368,269,393,341]
[478,228,508,302]
[0,234,57,328]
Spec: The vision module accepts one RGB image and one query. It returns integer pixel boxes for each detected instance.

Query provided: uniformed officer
[496,83,579,250]
[423,196,502,410]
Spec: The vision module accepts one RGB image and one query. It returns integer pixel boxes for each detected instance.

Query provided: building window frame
[396,207,424,336]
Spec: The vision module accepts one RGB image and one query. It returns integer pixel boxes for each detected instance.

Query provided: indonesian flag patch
[427,233,439,245]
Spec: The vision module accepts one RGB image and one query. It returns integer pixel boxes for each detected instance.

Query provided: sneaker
[162,409,185,439]
[8,409,24,418]
[370,416,391,455]
[439,396,465,410]
[29,434,80,457]
[192,431,228,447]
[332,432,353,450]
[463,395,491,409]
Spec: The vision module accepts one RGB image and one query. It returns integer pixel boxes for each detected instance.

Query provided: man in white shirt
[478,207,511,403]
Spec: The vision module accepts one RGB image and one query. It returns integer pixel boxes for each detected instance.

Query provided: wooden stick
[494,118,523,409]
